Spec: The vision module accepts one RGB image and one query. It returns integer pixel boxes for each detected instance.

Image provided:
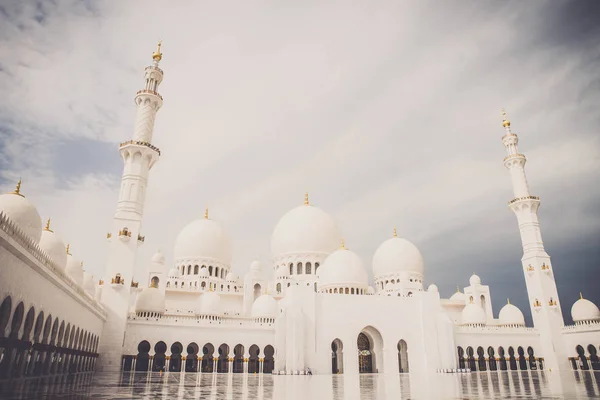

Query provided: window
[297,262,302,275]
[315,262,320,273]
[306,262,312,274]
[194,265,199,274]
[289,263,294,275]
[209,266,213,276]
[187,265,191,275]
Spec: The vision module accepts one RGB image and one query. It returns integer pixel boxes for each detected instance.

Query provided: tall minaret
[501,109,568,371]
[97,43,164,371]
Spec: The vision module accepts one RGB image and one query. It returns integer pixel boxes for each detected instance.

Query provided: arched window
[315,262,320,273]
[150,276,159,288]
[480,294,486,313]
[345,288,349,294]
[201,281,206,288]
[297,262,302,275]
[166,282,170,288]
[276,283,281,293]
[215,267,219,279]
[289,263,294,275]
[180,267,184,276]
[187,265,191,275]
[306,262,312,274]
[194,265,199,274]
[209,266,213,276]
[351,288,355,295]
[334,288,338,294]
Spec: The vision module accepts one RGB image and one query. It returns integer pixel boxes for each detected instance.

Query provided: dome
[571,295,600,323]
[275,265,289,279]
[168,267,179,278]
[428,284,439,293]
[450,288,466,302]
[65,252,84,285]
[0,183,43,243]
[469,274,481,286]
[135,287,165,314]
[461,302,486,325]
[498,302,525,326]
[39,223,67,270]
[174,217,232,264]
[372,236,424,278]
[250,260,262,272]
[367,286,375,295]
[319,247,368,289]
[271,200,340,258]
[199,267,209,277]
[83,271,95,296]
[151,249,165,264]
[198,291,221,315]
[226,272,238,282]
[251,294,278,318]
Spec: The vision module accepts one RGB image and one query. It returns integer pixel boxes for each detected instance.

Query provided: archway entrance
[201,343,214,372]
[397,340,409,373]
[357,327,383,373]
[264,345,275,373]
[357,333,372,373]
[331,339,343,374]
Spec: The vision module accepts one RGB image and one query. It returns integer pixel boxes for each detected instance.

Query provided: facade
[0,44,599,381]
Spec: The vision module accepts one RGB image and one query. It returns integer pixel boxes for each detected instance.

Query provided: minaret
[501,109,568,371]
[97,43,164,371]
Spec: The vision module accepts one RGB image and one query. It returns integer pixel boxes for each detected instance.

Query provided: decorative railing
[563,321,600,332]
[501,133,517,141]
[119,140,161,155]
[144,65,163,74]
[508,195,540,205]
[128,312,275,329]
[136,89,163,100]
[455,325,537,334]
[503,153,525,162]
[0,211,106,317]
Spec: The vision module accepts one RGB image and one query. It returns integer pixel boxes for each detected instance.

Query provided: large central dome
[271,196,340,259]
[174,214,232,264]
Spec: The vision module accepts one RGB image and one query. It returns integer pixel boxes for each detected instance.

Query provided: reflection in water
[0,370,598,399]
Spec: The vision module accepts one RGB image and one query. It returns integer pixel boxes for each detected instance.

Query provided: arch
[297,262,302,275]
[248,344,260,373]
[201,343,214,372]
[306,262,312,275]
[276,283,281,293]
[357,326,384,373]
[498,346,507,370]
[488,346,497,371]
[135,340,151,371]
[466,346,476,370]
[21,307,35,341]
[209,266,213,276]
[217,343,230,373]
[480,294,486,313]
[0,296,12,338]
[9,302,25,338]
[169,342,183,372]
[215,267,219,279]
[508,346,517,370]
[289,263,293,276]
[233,344,244,373]
[253,283,261,302]
[152,341,167,372]
[194,265,199,274]
[576,345,589,370]
[476,346,486,371]
[150,276,159,288]
[263,345,275,373]
[457,346,465,369]
[315,262,320,274]
[185,342,199,372]
[331,339,344,374]
[588,345,599,370]
[517,346,527,370]
[398,340,409,373]
[187,265,192,275]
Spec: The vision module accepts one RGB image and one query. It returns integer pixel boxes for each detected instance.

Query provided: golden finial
[66,244,71,255]
[456,286,461,293]
[44,218,53,232]
[304,192,309,205]
[152,41,162,61]
[507,298,510,304]
[501,108,511,128]
[80,261,84,267]
[580,292,583,299]
[204,207,209,219]
[340,238,345,249]
[393,227,397,237]
[10,178,24,197]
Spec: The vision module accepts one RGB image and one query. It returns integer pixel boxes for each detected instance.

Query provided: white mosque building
[0,44,599,379]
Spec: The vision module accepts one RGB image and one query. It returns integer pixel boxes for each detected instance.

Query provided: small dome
[83,271,95,296]
[319,247,368,289]
[151,249,165,264]
[461,302,486,326]
[428,284,439,293]
[168,267,179,278]
[174,217,232,264]
[65,252,84,286]
[499,302,525,326]
[571,295,600,323]
[271,201,340,258]
[0,184,43,243]
[39,225,67,270]
[199,267,209,277]
[450,289,465,302]
[135,287,165,314]
[250,260,262,272]
[367,286,375,295]
[372,236,424,278]
[469,274,481,286]
[251,294,278,318]
[226,272,238,282]
[276,265,289,279]
[198,291,221,315]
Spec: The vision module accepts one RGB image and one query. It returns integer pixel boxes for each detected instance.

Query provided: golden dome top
[501,108,511,128]
[204,207,209,219]
[393,227,397,237]
[44,218,53,232]
[340,238,346,249]
[304,192,309,205]
[152,41,162,61]
[9,178,24,197]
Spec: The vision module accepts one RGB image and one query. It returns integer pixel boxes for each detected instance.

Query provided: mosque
[0,43,599,380]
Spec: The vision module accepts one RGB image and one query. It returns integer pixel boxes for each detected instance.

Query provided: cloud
[1,1,599,324]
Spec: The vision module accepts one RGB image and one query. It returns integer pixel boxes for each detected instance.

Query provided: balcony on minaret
[119,227,132,242]
[137,234,145,245]
[526,264,535,275]
[131,280,139,289]
[533,298,542,311]
[98,279,104,286]
[119,140,161,156]
[106,232,112,240]
[111,273,125,286]
[541,263,551,273]
[508,195,540,205]
[548,298,558,309]
[136,89,163,100]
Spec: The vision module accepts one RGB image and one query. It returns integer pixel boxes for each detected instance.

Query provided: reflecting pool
[0,370,599,399]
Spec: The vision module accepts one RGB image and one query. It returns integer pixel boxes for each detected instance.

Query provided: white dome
[0,189,42,243]
[199,267,209,277]
[39,227,67,270]
[65,252,84,286]
[168,267,179,278]
[275,265,289,279]
[450,289,465,302]
[372,236,424,278]
[251,294,278,318]
[428,284,439,293]
[469,274,481,286]
[135,287,165,314]
[499,302,525,326]
[83,271,95,295]
[571,296,600,323]
[198,291,221,315]
[226,272,238,282]
[174,217,232,264]
[151,249,165,264]
[250,260,262,272]
[367,286,375,295]
[461,302,486,325]
[319,247,368,289]
[271,202,340,258]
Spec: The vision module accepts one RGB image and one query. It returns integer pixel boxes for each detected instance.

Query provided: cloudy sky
[0,1,598,324]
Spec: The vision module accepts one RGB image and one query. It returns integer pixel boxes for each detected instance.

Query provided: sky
[0,0,599,325]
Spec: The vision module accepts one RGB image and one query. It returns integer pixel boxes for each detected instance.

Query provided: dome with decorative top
[39,220,67,270]
[271,194,340,259]
[136,286,165,314]
[174,211,232,265]
[250,260,262,272]
[251,294,278,318]
[450,288,466,302]
[226,272,238,282]
[498,301,525,326]
[319,243,369,291]
[428,284,439,293]
[372,232,424,278]
[0,180,43,243]
[571,294,600,323]
[168,267,179,278]
[197,291,221,316]
[367,286,375,295]
[151,249,165,264]
[469,274,481,286]
[65,250,84,285]
[461,302,486,326]
[275,265,289,279]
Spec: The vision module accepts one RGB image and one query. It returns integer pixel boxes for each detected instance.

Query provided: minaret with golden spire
[499,108,567,371]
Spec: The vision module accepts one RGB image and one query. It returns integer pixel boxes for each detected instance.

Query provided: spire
[152,41,162,63]
[501,108,512,132]
[393,227,397,237]
[66,244,71,255]
[204,207,209,219]
[456,286,461,293]
[340,238,346,249]
[9,178,24,197]
[44,218,53,232]
[507,298,511,305]
[580,292,583,299]
[304,192,309,205]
